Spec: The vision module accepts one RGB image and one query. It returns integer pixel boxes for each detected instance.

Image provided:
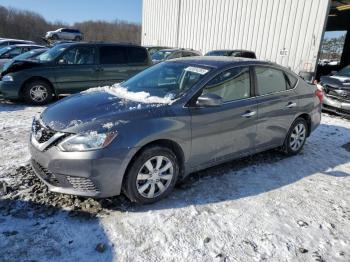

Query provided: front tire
[123,146,179,204]
[23,80,54,105]
[283,118,308,155]
[51,34,59,40]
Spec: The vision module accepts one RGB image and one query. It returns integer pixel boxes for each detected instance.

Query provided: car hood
[320,75,350,90]
[1,59,42,76]
[41,91,168,133]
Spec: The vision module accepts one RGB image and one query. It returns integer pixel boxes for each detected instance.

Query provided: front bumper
[322,95,350,116]
[29,136,137,198]
[0,79,21,99]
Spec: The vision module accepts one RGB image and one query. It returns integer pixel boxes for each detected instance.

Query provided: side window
[243,52,256,59]
[128,47,148,64]
[286,73,298,89]
[99,46,127,64]
[169,52,181,59]
[203,67,251,102]
[59,46,95,65]
[255,67,287,95]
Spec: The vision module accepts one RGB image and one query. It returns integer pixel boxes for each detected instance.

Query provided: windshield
[120,61,211,99]
[13,49,46,61]
[0,46,11,56]
[152,51,172,61]
[36,44,70,62]
[337,66,350,77]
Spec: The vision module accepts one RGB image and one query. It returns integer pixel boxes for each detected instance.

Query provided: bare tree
[0,5,141,45]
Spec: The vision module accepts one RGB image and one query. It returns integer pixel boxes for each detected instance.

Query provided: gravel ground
[0,98,349,262]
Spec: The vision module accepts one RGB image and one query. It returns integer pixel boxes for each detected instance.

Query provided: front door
[54,45,100,93]
[189,66,258,169]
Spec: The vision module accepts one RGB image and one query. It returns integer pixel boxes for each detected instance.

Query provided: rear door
[254,66,299,150]
[53,45,99,93]
[97,45,131,86]
[189,66,258,169]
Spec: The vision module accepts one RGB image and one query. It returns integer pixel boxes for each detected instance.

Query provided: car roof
[0,39,34,43]
[208,49,255,53]
[170,56,273,69]
[60,42,144,48]
[7,44,44,48]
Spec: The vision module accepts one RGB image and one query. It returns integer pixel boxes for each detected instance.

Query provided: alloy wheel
[289,123,306,151]
[30,85,48,102]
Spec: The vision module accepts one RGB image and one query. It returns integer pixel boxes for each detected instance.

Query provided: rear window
[99,46,127,64]
[128,47,148,64]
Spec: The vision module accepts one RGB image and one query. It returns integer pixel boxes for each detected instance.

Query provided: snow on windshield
[83,84,173,104]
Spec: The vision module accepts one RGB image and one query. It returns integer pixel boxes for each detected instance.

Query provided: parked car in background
[45,28,84,41]
[1,48,48,72]
[152,48,201,64]
[0,44,45,67]
[320,65,350,116]
[0,39,35,49]
[205,49,257,59]
[0,42,151,104]
[144,45,172,56]
[29,57,321,204]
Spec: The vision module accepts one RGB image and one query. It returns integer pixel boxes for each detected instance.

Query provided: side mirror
[330,70,337,76]
[196,93,223,107]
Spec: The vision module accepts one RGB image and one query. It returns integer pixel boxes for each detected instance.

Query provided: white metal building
[142,0,343,75]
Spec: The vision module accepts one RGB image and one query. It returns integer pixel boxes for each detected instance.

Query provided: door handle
[286,102,297,108]
[241,110,256,118]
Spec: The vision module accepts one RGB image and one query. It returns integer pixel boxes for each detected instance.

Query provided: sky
[324,30,347,39]
[0,0,142,24]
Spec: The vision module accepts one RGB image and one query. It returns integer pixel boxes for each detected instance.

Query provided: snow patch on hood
[83,84,173,104]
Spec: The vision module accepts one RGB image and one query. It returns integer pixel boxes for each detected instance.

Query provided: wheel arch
[123,139,186,186]
[295,113,312,137]
[20,76,56,96]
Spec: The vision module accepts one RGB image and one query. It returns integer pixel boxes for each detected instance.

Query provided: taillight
[315,89,323,103]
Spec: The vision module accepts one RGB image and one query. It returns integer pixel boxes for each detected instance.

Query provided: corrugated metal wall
[142,0,330,73]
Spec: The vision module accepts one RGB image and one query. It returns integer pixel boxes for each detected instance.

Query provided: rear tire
[23,80,54,105]
[283,118,308,156]
[123,146,179,204]
[74,36,82,41]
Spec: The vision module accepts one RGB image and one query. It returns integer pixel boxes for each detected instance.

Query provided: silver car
[45,28,83,41]
[29,57,322,204]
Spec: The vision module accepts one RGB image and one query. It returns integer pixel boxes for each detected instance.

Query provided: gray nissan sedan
[29,57,322,204]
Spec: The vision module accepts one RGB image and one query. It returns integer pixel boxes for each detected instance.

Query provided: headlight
[58,132,117,152]
[2,75,13,82]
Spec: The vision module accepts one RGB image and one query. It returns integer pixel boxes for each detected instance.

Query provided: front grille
[66,176,99,193]
[32,160,60,186]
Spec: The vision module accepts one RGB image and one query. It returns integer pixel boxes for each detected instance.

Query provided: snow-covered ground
[0,98,349,262]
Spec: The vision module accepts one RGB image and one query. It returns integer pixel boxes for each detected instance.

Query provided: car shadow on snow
[128,121,350,212]
[0,96,42,112]
[0,198,115,262]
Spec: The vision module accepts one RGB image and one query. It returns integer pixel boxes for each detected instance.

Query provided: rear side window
[203,67,251,102]
[128,47,148,64]
[255,67,287,95]
[242,52,256,59]
[286,73,298,89]
[99,46,127,64]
